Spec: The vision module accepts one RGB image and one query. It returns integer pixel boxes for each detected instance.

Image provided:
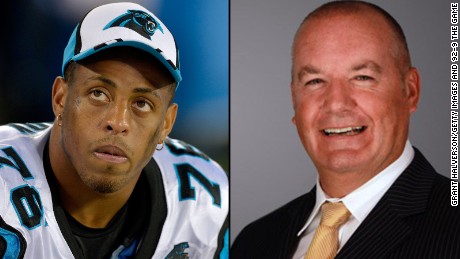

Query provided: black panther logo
[165,242,190,259]
[104,10,164,39]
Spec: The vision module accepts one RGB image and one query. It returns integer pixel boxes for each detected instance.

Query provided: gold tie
[304,202,351,259]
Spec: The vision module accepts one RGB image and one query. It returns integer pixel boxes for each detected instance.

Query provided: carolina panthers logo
[104,10,164,39]
[165,242,189,259]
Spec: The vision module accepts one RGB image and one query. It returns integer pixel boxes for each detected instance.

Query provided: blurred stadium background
[1,0,229,172]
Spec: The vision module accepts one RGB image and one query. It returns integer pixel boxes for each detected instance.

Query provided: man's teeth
[324,126,364,135]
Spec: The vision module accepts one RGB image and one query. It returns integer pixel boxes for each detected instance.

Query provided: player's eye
[89,89,109,102]
[132,99,153,112]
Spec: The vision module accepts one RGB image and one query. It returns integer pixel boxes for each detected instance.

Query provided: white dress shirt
[292,140,415,259]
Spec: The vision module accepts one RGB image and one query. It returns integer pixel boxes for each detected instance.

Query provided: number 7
[175,163,221,207]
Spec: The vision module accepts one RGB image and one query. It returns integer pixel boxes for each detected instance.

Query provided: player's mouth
[93,145,128,163]
[322,126,367,136]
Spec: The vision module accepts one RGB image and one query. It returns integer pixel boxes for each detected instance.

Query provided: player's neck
[49,127,137,228]
[58,188,132,228]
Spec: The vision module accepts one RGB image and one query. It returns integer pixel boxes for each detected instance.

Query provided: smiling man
[0,3,228,258]
[232,1,459,258]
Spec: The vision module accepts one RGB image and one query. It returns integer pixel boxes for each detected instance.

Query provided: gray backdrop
[231,0,451,243]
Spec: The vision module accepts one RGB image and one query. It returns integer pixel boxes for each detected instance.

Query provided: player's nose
[104,102,130,135]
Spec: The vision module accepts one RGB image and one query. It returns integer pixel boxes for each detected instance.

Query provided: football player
[0,3,228,258]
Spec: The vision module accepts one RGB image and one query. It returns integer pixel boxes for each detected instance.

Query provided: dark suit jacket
[231,149,460,258]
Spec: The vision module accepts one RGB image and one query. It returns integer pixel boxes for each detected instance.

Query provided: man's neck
[318,171,376,198]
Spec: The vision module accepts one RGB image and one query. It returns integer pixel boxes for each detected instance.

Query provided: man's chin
[316,151,370,173]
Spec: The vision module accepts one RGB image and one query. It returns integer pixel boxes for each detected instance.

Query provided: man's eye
[306,78,323,86]
[89,90,109,102]
[132,100,153,112]
[355,75,374,81]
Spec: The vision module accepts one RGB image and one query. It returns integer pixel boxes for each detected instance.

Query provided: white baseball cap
[62,2,181,84]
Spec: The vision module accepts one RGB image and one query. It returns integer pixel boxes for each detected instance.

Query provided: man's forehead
[294,12,396,59]
[300,10,389,37]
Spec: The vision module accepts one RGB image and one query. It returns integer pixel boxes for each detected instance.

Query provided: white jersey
[0,123,228,259]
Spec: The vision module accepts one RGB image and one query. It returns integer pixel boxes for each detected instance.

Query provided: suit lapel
[335,195,413,259]
[276,188,316,258]
[336,148,436,259]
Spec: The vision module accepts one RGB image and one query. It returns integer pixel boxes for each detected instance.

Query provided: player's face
[53,53,177,193]
[291,13,419,178]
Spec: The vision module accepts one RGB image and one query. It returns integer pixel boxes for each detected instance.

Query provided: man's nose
[322,81,356,112]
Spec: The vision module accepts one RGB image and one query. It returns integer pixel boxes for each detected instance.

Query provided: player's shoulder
[0,123,52,213]
[0,122,52,173]
[0,122,52,143]
[151,138,228,258]
[0,122,52,175]
[154,137,228,183]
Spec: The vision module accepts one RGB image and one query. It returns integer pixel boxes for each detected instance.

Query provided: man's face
[291,13,419,177]
[53,52,177,193]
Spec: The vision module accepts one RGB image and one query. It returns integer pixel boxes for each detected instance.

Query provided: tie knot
[320,202,350,228]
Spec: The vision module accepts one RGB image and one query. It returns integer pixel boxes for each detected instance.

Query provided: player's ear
[51,76,68,116]
[160,103,178,140]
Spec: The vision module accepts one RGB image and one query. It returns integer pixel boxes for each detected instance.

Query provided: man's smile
[322,126,367,136]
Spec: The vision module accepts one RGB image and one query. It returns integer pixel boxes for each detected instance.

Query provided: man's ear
[405,67,420,113]
[160,103,178,140]
[52,76,68,116]
[291,81,298,126]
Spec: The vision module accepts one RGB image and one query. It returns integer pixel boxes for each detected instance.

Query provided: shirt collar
[297,140,414,236]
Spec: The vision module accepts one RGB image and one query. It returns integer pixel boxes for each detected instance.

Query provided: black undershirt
[64,203,129,259]
[62,184,149,259]
[43,140,156,259]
